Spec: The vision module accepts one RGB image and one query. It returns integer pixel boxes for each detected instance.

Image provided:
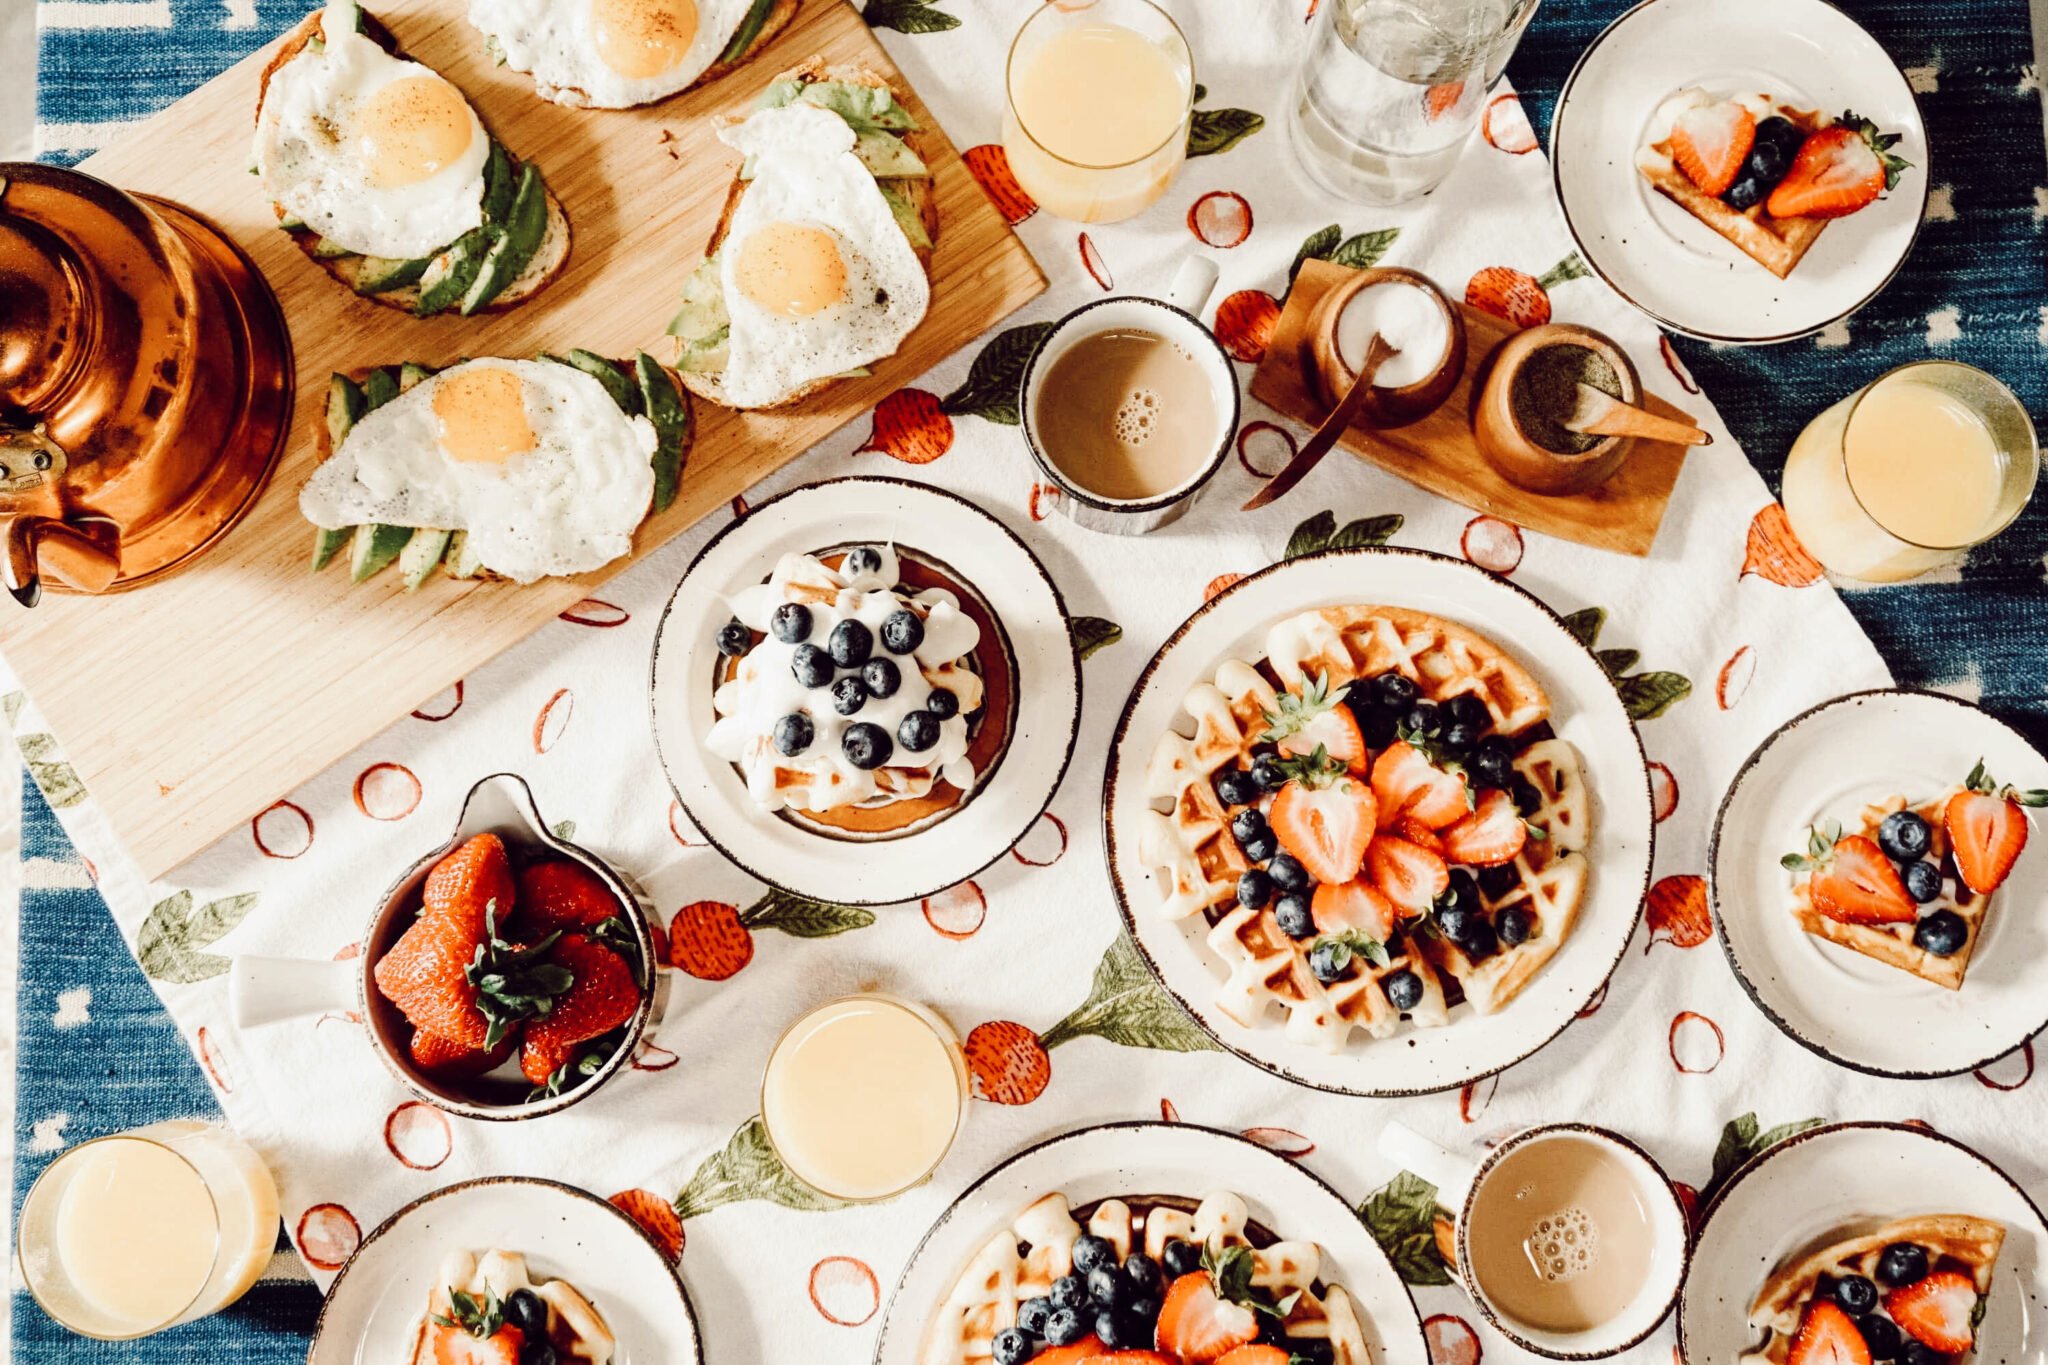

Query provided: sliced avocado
[754,79,917,133]
[853,129,929,179]
[398,361,437,391]
[541,350,640,414]
[880,185,931,252]
[676,326,729,375]
[460,162,546,315]
[478,141,516,225]
[326,372,367,448]
[362,367,400,412]
[718,0,778,65]
[635,352,690,514]
[277,213,306,231]
[413,145,512,316]
[311,526,353,572]
[349,523,413,583]
[354,254,430,295]
[399,528,452,590]
[310,235,357,260]
[442,531,485,579]
[666,254,728,345]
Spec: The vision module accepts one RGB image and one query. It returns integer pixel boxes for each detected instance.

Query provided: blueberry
[1238,868,1274,910]
[1308,939,1353,983]
[504,1288,548,1338]
[993,1328,1034,1365]
[1072,1234,1116,1274]
[1834,1274,1878,1316]
[1877,1242,1930,1287]
[1017,1297,1053,1337]
[1461,917,1498,959]
[1748,137,1793,183]
[1086,1266,1126,1307]
[770,602,812,644]
[1240,831,1280,864]
[1913,909,1967,958]
[1478,862,1520,898]
[1382,969,1425,1011]
[1723,172,1766,211]
[828,619,873,669]
[1250,753,1289,792]
[1127,1296,1160,1325]
[1215,768,1261,808]
[1496,905,1536,947]
[1903,860,1943,904]
[1043,1306,1088,1347]
[845,545,886,576]
[1756,115,1803,154]
[926,687,960,721]
[1360,705,1401,749]
[843,722,893,770]
[880,609,925,656]
[863,657,901,699]
[1276,894,1316,940]
[897,710,941,753]
[1860,1317,1903,1361]
[715,620,752,657]
[830,675,868,715]
[1902,1343,1951,1365]
[1269,854,1311,893]
[1441,722,1478,756]
[1437,907,1479,945]
[791,643,834,689]
[1095,1308,1136,1349]
[1437,870,1479,916]
[1402,700,1442,738]
[1123,1254,1163,1298]
[772,713,814,756]
[525,1344,558,1365]
[1162,1239,1202,1278]
[1510,776,1543,817]
[1373,672,1419,706]
[1440,908,1495,958]
[1467,739,1514,791]
[1049,1275,1090,1313]
[1878,810,1932,863]
[1230,808,1269,844]
[1446,693,1491,732]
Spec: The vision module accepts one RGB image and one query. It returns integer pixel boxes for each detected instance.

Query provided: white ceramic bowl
[1711,688,2048,1077]
[872,1120,1429,1365]
[1551,0,1928,343]
[309,1176,701,1365]
[1103,546,1655,1096]
[650,477,1081,906]
[1680,1121,2048,1365]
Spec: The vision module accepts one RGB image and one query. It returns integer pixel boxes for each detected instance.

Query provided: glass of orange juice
[17,1120,281,1339]
[1002,0,1194,224]
[760,994,969,1202]
[1780,361,2039,583]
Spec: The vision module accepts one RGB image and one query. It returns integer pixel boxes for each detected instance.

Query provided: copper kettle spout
[3,513,121,607]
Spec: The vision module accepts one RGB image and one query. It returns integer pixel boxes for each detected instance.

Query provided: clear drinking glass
[17,1120,281,1339]
[1780,361,2040,583]
[1002,0,1195,224]
[1289,0,1540,204]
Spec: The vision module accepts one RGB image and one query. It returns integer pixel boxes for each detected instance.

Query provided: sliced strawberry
[1766,114,1909,220]
[1215,1349,1293,1365]
[1671,99,1756,196]
[1370,742,1470,831]
[1394,818,1446,856]
[1885,1270,1980,1353]
[1442,788,1528,868]
[1155,1272,1258,1364]
[1032,1339,1107,1365]
[1312,878,1396,941]
[1270,766,1376,886]
[1089,1353,1181,1365]
[1810,835,1917,924]
[427,1320,523,1365]
[1945,776,2035,896]
[1366,835,1450,915]
[1261,673,1368,770]
[1788,1300,1872,1365]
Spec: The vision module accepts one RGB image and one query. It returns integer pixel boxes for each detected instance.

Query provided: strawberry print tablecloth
[16,0,2048,1362]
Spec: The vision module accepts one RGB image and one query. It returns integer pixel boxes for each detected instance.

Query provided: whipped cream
[708,546,984,814]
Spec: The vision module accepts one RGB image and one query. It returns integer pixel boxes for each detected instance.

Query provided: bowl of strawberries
[230,773,661,1119]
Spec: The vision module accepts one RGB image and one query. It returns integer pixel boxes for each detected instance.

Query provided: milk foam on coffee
[1336,281,1451,389]
[1465,1137,1656,1336]
[1035,327,1221,501]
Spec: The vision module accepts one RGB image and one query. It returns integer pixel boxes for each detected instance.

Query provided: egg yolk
[735,222,849,318]
[356,75,475,188]
[432,368,537,465]
[591,0,698,79]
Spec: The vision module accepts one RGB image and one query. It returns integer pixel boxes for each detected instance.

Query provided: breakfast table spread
[11,0,2048,1363]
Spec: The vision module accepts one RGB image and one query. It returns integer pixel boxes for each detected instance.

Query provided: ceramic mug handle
[229,954,358,1029]
[1165,256,1220,316]
[1378,1118,1481,1212]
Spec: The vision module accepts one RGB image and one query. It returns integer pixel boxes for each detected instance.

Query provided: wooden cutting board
[1249,259,1694,557]
[1,0,1045,879]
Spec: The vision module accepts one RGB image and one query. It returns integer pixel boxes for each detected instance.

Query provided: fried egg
[469,0,755,108]
[300,359,657,584]
[255,0,491,260]
[715,102,929,409]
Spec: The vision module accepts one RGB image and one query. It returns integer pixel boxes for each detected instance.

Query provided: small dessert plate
[871,1120,1429,1365]
[1680,1121,2048,1365]
[650,477,1081,906]
[1711,689,2048,1077]
[1103,546,1655,1096]
[1551,0,1927,343]
[308,1176,701,1365]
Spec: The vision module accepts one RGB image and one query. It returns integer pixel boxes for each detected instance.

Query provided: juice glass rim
[1004,0,1196,173]
[17,1130,225,1341]
[1839,359,2040,553]
[758,992,970,1206]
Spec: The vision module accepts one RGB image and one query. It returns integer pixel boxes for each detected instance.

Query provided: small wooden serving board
[1249,259,1693,558]
[0,0,1045,879]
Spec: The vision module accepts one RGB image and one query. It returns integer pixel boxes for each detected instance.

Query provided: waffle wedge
[1636,99,1826,279]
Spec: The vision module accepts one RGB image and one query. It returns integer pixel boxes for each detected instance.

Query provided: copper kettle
[0,163,292,606]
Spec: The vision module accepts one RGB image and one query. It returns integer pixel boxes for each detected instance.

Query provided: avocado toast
[475,0,802,109]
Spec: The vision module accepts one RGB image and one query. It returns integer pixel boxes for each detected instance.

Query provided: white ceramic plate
[309,1177,701,1365]
[872,1120,1428,1365]
[1711,688,2048,1077]
[1680,1122,2048,1365]
[1103,546,1655,1096]
[650,477,1081,905]
[1551,0,1927,343]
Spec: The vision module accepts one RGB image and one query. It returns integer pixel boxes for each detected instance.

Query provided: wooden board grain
[0,0,1045,879]
[1250,259,1692,557]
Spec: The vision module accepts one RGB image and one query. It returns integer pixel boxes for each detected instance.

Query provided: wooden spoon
[1563,382,1712,447]
[1243,334,1400,511]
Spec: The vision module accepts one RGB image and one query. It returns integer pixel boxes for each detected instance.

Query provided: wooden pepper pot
[1473,324,1642,497]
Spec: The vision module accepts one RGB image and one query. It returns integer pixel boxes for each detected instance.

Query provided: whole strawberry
[520,934,639,1087]
[511,859,625,939]
[375,910,491,1047]
[424,833,517,932]
[409,1028,514,1079]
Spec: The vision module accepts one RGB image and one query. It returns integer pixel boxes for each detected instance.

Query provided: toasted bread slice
[1636,103,1826,280]
[257,9,571,315]
[483,0,801,108]
[674,58,938,411]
